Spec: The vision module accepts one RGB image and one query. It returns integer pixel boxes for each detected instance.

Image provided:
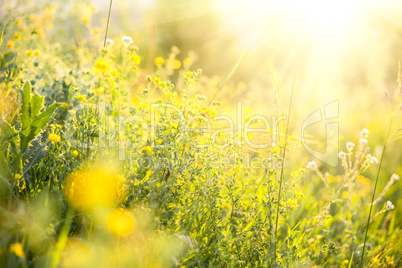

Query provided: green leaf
[21,82,32,137]
[20,102,60,153]
[0,120,20,155]
[31,93,44,119]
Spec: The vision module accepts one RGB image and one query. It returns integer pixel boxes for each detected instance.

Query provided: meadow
[0,1,401,267]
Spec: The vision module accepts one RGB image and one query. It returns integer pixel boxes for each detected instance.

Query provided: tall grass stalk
[274,68,296,261]
[360,83,400,267]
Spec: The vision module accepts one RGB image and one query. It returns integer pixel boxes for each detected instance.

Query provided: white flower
[391,174,400,181]
[307,161,317,169]
[338,151,346,158]
[371,156,378,164]
[122,36,133,44]
[346,142,355,151]
[386,201,395,210]
[106,38,115,46]
[360,128,369,138]
[359,139,368,145]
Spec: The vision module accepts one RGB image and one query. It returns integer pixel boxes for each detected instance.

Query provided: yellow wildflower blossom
[25,49,34,57]
[6,41,14,49]
[131,54,141,65]
[107,209,135,236]
[154,57,164,66]
[94,59,109,73]
[10,243,25,258]
[48,133,61,144]
[173,60,181,69]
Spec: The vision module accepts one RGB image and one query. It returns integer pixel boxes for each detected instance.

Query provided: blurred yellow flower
[144,146,153,154]
[131,54,141,65]
[34,49,41,56]
[183,57,193,67]
[69,110,76,116]
[95,59,109,73]
[48,133,61,144]
[10,243,25,258]
[6,41,14,48]
[65,161,126,211]
[13,33,22,40]
[72,150,79,157]
[173,60,181,69]
[25,49,34,57]
[107,209,135,236]
[154,57,164,66]
[14,174,22,181]
[95,88,105,95]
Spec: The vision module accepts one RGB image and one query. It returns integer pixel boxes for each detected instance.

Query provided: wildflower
[307,161,317,169]
[95,88,105,95]
[142,87,149,94]
[94,59,109,73]
[360,128,369,138]
[371,156,378,164]
[184,71,194,79]
[317,222,323,227]
[25,49,34,57]
[173,59,181,69]
[359,139,368,145]
[107,209,135,236]
[386,201,395,210]
[183,57,193,67]
[48,133,61,144]
[144,146,153,154]
[10,243,25,258]
[212,101,222,106]
[122,36,133,44]
[106,38,115,46]
[6,41,14,48]
[153,76,161,86]
[69,110,76,116]
[346,142,355,151]
[154,57,164,66]
[13,33,22,40]
[34,49,41,56]
[61,102,69,109]
[155,139,163,145]
[65,161,126,210]
[72,150,79,157]
[338,151,346,158]
[391,174,400,181]
[131,54,141,64]
[14,174,22,181]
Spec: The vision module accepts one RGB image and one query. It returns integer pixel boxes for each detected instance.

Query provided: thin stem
[360,92,399,267]
[274,68,296,260]
[103,0,113,47]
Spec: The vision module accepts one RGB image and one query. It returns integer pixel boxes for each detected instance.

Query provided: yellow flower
[173,60,181,69]
[34,49,41,56]
[15,19,22,24]
[95,88,105,95]
[107,209,135,236]
[48,133,61,144]
[131,54,141,65]
[69,110,76,116]
[65,161,126,211]
[154,57,164,66]
[144,146,153,154]
[25,49,34,57]
[14,174,22,181]
[61,102,69,109]
[183,57,193,67]
[6,41,14,49]
[153,76,161,86]
[94,59,109,73]
[13,33,22,40]
[72,150,79,157]
[10,243,25,258]
[184,71,194,79]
